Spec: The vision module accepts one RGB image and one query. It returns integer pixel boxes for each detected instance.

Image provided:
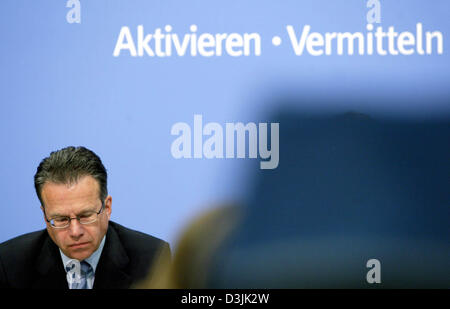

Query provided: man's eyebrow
[77,208,97,215]
[48,212,66,218]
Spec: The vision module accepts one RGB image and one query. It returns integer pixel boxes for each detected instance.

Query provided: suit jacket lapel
[93,224,132,289]
[33,233,68,289]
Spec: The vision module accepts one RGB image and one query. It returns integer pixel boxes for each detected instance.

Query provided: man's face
[40,175,112,260]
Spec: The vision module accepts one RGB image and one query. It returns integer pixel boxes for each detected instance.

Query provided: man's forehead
[41,176,100,206]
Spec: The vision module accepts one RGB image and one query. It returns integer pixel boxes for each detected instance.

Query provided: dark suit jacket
[0,221,170,289]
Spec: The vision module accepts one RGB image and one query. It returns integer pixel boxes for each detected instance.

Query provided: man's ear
[104,195,112,219]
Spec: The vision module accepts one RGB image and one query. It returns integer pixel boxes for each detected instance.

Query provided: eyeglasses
[43,201,105,229]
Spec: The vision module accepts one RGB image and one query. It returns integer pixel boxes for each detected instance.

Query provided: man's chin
[64,246,93,260]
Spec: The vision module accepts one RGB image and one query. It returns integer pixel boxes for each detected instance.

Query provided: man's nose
[68,218,84,237]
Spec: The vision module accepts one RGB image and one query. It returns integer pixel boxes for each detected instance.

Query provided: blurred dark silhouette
[141,109,450,288]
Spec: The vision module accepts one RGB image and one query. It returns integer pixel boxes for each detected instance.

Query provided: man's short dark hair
[34,146,108,207]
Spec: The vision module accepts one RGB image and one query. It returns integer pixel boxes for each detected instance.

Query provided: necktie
[65,260,93,289]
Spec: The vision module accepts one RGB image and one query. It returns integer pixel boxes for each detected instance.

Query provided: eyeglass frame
[43,200,106,229]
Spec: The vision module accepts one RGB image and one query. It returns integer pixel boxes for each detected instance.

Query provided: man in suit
[0,146,170,289]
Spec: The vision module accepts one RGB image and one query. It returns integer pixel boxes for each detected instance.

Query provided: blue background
[0,0,449,248]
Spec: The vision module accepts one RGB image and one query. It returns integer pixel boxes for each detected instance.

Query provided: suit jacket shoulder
[0,229,62,288]
[94,221,171,288]
[109,221,169,257]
